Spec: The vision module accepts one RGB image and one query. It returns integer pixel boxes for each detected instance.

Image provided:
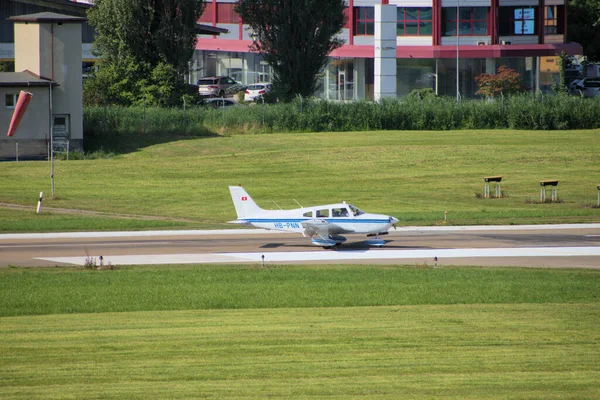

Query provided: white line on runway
[34,246,600,266]
[4,223,600,240]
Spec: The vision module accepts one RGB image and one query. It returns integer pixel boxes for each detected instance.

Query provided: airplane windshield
[349,205,364,216]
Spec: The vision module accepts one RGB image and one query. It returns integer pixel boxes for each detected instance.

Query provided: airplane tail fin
[229,186,263,219]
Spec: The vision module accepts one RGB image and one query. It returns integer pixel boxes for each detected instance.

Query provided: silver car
[197,76,242,98]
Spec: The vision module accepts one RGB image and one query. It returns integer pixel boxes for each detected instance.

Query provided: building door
[336,60,354,101]
[52,115,70,141]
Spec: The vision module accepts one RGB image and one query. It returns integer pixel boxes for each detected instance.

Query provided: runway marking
[35,246,600,266]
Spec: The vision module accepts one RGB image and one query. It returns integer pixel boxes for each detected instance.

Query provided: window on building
[199,3,215,23]
[217,3,239,24]
[354,7,374,36]
[397,7,432,36]
[5,93,17,109]
[499,7,537,35]
[544,5,564,34]
[442,7,489,36]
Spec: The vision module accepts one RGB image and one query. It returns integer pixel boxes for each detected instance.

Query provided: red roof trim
[197,39,583,59]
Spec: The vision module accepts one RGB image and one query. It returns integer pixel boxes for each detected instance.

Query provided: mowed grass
[0,208,201,233]
[1,304,598,399]
[0,266,597,316]
[1,266,599,398]
[1,129,599,232]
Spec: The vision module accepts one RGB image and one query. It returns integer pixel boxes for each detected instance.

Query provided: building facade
[194,0,582,100]
[0,12,86,160]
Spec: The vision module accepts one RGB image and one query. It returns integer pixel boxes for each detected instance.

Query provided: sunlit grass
[1,265,597,316]
[1,129,599,232]
[1,303,597,399]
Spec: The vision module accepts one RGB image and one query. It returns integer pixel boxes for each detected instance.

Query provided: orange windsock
[7,91,33,137]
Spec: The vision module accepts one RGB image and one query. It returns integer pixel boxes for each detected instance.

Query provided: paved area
[1,225,599,268]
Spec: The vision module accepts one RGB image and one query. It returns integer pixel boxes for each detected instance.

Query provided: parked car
[202,97,239,109]
[197,76,244,98]
[572,78,600,97]
[244,83,273,102]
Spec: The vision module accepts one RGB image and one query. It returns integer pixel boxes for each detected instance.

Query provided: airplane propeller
[389,216,398,230]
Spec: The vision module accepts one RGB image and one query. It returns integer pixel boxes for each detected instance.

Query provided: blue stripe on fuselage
[243,219,389,224]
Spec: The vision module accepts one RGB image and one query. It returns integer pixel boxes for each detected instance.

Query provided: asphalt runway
[1,224,600,268]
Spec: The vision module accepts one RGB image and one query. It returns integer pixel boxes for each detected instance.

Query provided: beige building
[0,12,85,160]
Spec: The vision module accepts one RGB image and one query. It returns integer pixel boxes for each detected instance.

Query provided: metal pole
[183,96,187,132]
[261,96,265,126]
[16,142,18,162]
[49,82,55,199]
[456,0,460,102]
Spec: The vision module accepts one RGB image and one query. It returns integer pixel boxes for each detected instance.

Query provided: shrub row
[83,94,600,150]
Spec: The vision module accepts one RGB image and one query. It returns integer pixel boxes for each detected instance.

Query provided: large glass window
[544,5,564,34]
[354,7,374,35]
[442,7,489,36]
[199,3,214,23]
[499,7,537,35]
[397,7,432,36]
[217,3,239,24]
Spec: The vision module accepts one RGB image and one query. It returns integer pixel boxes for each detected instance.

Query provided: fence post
[183,96,187,132]
[261,96,265,127]
[103,98,107,132]
[15,142,18,162]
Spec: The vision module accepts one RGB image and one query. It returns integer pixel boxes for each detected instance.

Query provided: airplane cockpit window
[349,205,364,216]
[332,207,349,217]
[316,209,329,218]
[303,211,313,217]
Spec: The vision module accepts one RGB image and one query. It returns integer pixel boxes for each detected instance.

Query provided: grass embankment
[1,129,599,232]
[0,266,598,399]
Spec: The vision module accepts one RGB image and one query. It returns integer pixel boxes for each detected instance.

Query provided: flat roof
[0,70,57,87]
[9,11,87,23]
[196,24,229,35]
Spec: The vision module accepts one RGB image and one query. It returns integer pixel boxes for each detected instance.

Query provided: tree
[474,66,524,98]
[568,0,600,62]
[235,0,346,102]
[85,0,205,106]
[551,52,570,94]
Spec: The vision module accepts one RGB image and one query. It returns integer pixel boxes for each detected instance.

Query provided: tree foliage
[85,0,205,106]
[475,66,524,98]
[568,0,600,62]
[235,0,346,102]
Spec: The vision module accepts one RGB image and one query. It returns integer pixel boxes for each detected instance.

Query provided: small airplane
[229,186,399,248]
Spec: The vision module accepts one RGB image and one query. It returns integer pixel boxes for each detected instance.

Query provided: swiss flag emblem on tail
[241,196,248,201]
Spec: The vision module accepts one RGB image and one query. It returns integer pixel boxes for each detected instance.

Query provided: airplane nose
[390,217,399,224]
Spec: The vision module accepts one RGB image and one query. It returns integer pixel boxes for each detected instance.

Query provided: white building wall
[374,4,397,101]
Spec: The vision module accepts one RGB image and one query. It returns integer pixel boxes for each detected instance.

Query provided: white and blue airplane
[229,186,399,248]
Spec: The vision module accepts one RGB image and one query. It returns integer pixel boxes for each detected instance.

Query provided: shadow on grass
[84,129,221,155]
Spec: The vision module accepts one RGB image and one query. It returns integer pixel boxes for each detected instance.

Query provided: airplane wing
[301,219,330,239]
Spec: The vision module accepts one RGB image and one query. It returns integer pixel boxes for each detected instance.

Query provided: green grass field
[2,129,599,398]
[1,129,599,232]
[0,266,598,399]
